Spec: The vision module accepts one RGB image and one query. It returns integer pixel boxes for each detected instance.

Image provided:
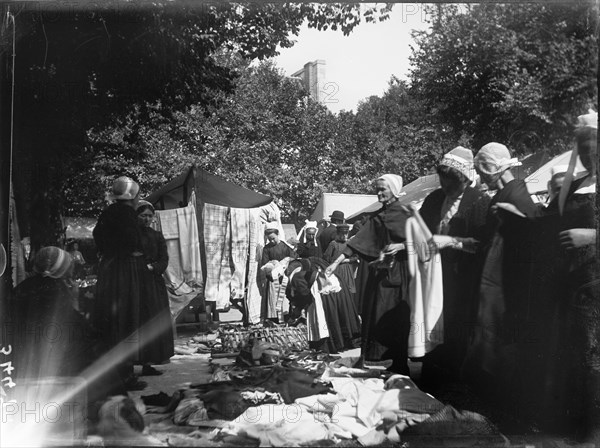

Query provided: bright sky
[273,4,432,114]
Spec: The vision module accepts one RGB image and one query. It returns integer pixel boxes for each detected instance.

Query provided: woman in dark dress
[92,176,146,390]
[261,224,297,321]
[323,224,358,297]
[136,201,174,376]
[326,174,411,374]
[462,143,540,412]
[296,223,323,258]
[418,146,490,386]
[536,112,599,441]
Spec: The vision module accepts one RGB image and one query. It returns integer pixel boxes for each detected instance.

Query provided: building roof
[310,193,378,222]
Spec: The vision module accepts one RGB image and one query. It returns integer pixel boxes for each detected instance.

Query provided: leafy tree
[76,58,343,225]
[409,2,598,155]
[339,77,458,187]
[5,2,392,246]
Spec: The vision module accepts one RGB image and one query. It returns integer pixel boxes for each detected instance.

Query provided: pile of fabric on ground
[135,351,506,447]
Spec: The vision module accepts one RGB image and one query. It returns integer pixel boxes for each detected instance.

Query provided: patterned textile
[274,275,289,323]
[246,208,264,324]
[307,280,330,341]
[155,200,203,285]
[266,277,290,320]
[203,203,230,309]
[230,208,250,300]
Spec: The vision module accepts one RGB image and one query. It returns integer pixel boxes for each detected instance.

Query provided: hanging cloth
[405,214,444,358]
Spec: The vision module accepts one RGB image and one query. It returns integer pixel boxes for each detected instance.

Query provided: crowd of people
[8,177,176,403]
[259,111,598,442]
[6,110,597,442]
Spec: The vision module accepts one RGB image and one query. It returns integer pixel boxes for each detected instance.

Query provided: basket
[217,323,309,353]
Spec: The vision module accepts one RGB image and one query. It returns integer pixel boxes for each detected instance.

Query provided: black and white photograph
[0,1,598,446]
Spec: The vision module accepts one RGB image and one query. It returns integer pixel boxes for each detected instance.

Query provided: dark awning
[145,166,273,210]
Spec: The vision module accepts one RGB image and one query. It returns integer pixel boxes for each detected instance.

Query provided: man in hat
[319,210,345,250]
[418,146,491,387]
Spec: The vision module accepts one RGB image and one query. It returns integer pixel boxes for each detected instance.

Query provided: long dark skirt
[360,260,411,373]
[93,255,143,363]
[138,270,175,364]
[321,276,361,353]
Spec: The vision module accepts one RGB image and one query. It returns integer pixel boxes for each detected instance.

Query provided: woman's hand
[147,264,154,271]
[325,262,339,277]
[559,229,596,249]
[400,203,418,216]
[458,237,480,254]
[382,243,405,256]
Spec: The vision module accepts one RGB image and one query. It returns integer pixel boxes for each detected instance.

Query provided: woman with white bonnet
[9,246,126,403]
[540,111,599,442]
[462,143,538,400]
[260,222,297,322]
[93,176,147,391]
[326,174,411,375]
[296,221,322,258]
[418,146,490,388]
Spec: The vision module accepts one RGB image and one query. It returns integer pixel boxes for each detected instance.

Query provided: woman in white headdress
[326,174,412,374]
[93,176,147,391]
[538,112,599,441]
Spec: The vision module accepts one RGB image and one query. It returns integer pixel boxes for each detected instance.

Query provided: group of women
[321,111,598,443]
[92,177,174,390]
[260,222,362,354]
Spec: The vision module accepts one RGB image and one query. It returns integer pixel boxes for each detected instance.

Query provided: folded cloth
[405,216,444,358]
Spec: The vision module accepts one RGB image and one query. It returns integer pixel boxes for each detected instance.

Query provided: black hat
[329,210,345,222]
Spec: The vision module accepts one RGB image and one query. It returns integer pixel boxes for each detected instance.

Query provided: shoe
[141,365,163,376]
[124,376,148,391]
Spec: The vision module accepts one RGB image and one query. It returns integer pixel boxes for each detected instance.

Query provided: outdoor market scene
[0,2,598,447]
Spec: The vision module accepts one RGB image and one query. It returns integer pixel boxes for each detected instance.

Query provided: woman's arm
[325,253,346,276]
[150,232,169,274]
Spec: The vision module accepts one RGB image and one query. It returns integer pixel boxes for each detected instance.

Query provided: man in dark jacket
[319,210,345,249]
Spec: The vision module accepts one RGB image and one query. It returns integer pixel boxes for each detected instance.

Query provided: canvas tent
[347,174,441,223]
[145,166,280,322]
[525,150,586,194]
[310,193,378,222]
[146,166,273,210]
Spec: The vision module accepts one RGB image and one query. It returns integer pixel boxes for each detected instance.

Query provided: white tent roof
[525,150,586,194]
[310,193,378,221]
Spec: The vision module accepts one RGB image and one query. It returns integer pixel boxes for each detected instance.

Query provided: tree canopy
[409,2,598,155]
[4,1,597,247]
